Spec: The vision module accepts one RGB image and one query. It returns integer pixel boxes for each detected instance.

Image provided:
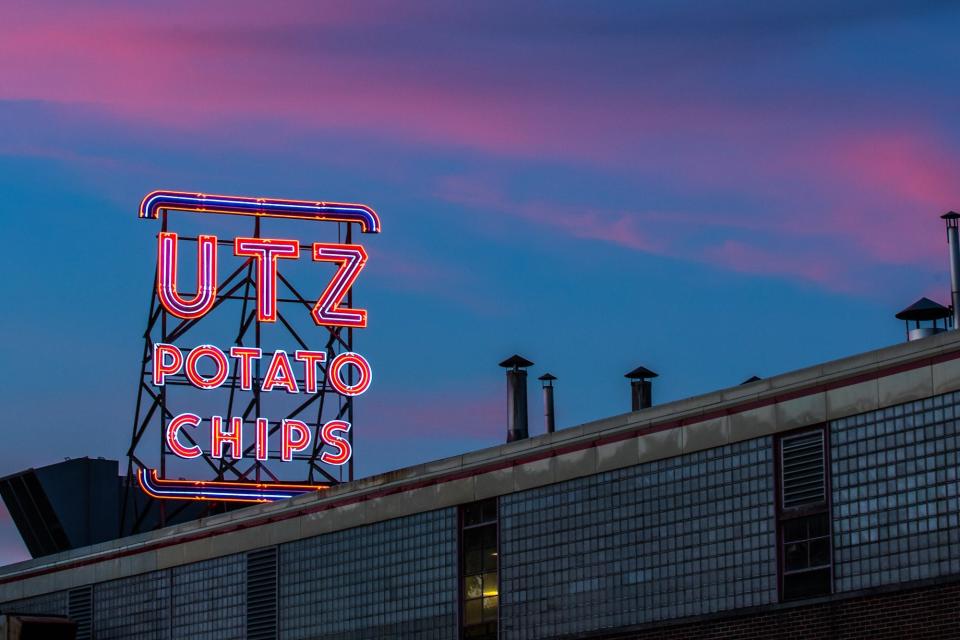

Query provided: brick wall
[568,579,960,639]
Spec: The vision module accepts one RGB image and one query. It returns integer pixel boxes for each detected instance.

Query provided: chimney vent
[625,366,657,411]
[499,355,533,442]
[942,211,960,330]
[538,373,557,434]
[895,297,950,342]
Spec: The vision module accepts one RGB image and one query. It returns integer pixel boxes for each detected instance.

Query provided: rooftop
[2,329,960,599]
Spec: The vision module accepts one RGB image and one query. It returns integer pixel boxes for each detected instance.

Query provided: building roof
[3,330,960,600]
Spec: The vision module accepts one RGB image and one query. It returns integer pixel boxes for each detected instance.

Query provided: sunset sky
[1,0,959,563]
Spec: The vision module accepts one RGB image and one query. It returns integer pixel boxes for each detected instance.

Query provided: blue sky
[0,0,958,563]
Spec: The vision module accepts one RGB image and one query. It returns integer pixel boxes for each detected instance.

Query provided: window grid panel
[499,437,777,640]
[93,570,170,640]
[830,390,960,592]
[172,553,246,640]
[279,508,458,640]
[0,589,69,617]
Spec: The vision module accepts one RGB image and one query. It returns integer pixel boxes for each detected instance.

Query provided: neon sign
[139,191,381,232]
[135,190,380,503]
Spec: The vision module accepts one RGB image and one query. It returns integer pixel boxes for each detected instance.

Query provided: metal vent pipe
[632,380,652,411]
[943,212,960,330]
[625,366,658,411]
[499,355,533,442]
[538,373,557,434]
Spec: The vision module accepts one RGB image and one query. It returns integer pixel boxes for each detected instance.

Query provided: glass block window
[0,589,69,616]
[94,570,170,640]
[279,508,458,640]
[171,554,245,640]
[499,437,776,639]
[461,499,498,639]
[831,390,960,592]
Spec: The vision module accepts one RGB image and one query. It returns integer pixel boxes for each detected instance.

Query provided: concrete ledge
[474,467,514,501]
[933,358,960,395]
[728,405,776,444]
[514,458,554,492]
[638,428,682,463]
[434,476,476,508]
[683,416,729,453]
[596,438,641,472]
[827,379,879,420]
[553,448,597,484]
[776,393,827,432]
[879,366,934,407]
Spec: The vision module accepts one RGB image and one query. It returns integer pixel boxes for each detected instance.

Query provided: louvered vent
[68,586,93,640]
[781,431,826,509]
[247,547,278,640]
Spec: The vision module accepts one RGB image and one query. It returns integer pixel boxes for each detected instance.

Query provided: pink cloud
[0,6,538,153]
[0,3,764,165]
[364,246,506,315]
[705,239,848,289]
[429,107,960,292]
[368,247,466,293]
[5,1,956,211]
[793,131,960,266]
[0,142,126,171]
[2,3,957,301]
[362,388,503,441]
[833,134,958,206]
[435,175,661,253]
[433,173,891,293]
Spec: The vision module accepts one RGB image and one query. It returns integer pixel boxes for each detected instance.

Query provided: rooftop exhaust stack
[943,211,960,330]
[625,366,658,411]
[500,355,533,442]
[538,373,557,434]
[896,298,950,342]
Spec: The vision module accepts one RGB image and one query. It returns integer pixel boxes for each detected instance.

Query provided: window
[461,499,498,640]
[777,428,832,600]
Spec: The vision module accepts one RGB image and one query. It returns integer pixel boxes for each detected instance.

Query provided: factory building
[1,327,959,639]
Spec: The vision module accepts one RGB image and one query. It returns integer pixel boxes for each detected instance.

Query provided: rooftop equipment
[943,211,960,330]
[895,297,951,342]
[625,366,657,411]
[499,355,533,442]
[538,373,557,434]
[0,458,119,558]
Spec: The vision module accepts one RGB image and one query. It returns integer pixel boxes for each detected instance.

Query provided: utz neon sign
[134,191,380,503]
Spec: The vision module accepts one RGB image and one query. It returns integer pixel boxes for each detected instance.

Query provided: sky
[0,0,959,564]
